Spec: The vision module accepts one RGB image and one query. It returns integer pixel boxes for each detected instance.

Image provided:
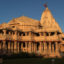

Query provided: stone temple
[0,7,64,58]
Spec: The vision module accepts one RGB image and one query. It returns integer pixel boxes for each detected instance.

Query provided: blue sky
[0,0,64,32]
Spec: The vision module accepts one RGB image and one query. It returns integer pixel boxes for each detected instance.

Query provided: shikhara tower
[0,7,64,58]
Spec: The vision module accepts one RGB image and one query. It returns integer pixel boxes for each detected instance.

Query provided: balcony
[21,36,32,41]
[34,35,59,41]
[0,34,5,40]
[0,34,13,40]
[46,36,59,41]
[0,34,60,42]
[6,34,12,40]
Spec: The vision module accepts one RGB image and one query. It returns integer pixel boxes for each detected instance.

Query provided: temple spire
[40,6,62,33]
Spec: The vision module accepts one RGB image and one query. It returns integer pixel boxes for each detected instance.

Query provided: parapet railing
[0,34,63,42]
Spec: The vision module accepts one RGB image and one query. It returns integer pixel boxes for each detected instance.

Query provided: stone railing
[14,35,60,41]
[0,34,6,40]
[0,34,60,42]
[21,36,32,41]
[46,35,59,41]
[17,36,22,41]
[6,34,12,40]
[0,34,13,40]
[34,35,60,41]
[34,36,45,41]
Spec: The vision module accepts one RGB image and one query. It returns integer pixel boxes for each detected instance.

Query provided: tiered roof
[0,7,62,33]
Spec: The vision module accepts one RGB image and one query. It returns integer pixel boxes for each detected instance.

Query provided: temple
[0,7,64,58]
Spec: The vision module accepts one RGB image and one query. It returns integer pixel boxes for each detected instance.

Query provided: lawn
[3,58,64,64]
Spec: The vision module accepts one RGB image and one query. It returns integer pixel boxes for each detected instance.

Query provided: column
[25,42,28,52]
[43,32,46,36]
[0,42,2,51]
[3,30,6,50]
[52,43,55,56]
[28,42,32,53]
[39,32,41,36]
[29,32,31,36]
[2,41,6,54]
[55,32,57,35]
[3,30,6,35]
[2,41,6,49]
[32,42,34,53]
[55,42,59,56]
[9,31,11,36]
[0,42,1,50]
[49,32,51,36]
[34,43,37,53]
[43,42,47,54]
[0,42,1,52]
[3,30,6,44]
[48,42,51,54]
[8,41,11,52]
[17,32,19,36]
[14,31,17,41]
[11,42,14,53]
[39,42,42,54]
[25,32,27,36]
[21,43,23,52]
[14,41,17,53]
[17,42,19,53]
[42,42,44,52]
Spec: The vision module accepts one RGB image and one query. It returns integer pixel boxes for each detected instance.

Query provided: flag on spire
[43,3,47,8]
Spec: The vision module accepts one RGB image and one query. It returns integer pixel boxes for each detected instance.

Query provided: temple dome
[40,7,62,33]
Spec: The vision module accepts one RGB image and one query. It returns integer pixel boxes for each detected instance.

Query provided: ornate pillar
[15,31,17,40]
[2,41,6,49]
[25,32,27,36]
[43,32,46,36]
[18,32,20,36]
[39,32,41,36]
[49,32,51,36]
[11,42,14,53]
[41,42,44,53]
[34,43,37,53]
[25,42,28,52]
[48,42,51,54]
[28,42,32,53]
[55,31,57,35]
[13,30,17,53]
[9,31,11,35]
[0,42,1,50]
[55,42,59,56]
[55,42,58,52]
[43,42,47,54]
[3,30,6,35]
[3,30,6,49]
[21,43,23,52]
[0,42,2,51]
[42,42,44,52]
[14,41,17,53]
[32,42,34,53]
[52,43,55,56]
[52,44,54,52]
[8,41,11,52]
[17,42,19,53]
[29,31,31,36]
[2,41,6,54]
[39,42,42,54]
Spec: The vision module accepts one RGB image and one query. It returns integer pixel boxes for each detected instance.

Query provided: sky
[0,0,64,32]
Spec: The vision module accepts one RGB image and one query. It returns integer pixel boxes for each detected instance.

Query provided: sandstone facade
[0,7,64,58]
